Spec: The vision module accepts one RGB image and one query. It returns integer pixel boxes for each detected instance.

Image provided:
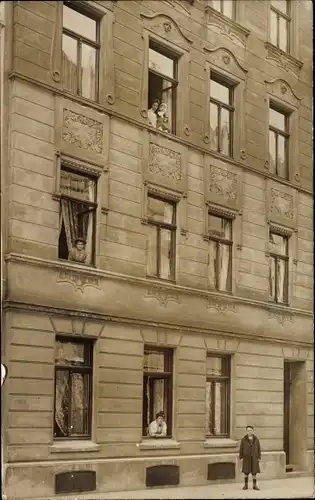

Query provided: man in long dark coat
[239,425,261,490]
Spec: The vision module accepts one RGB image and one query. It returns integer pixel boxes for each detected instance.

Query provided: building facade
[1,0,313,498]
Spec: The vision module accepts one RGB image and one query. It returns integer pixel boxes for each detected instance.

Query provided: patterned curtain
[55,372,70,437]
[61,198,79,251]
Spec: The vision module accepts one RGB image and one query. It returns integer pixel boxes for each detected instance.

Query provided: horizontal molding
[4,253,313,322]
[7,71,313,197]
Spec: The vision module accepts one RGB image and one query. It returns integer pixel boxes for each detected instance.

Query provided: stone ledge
[203,438,239,449]
[50,441,100,453]
[138,439,181,450]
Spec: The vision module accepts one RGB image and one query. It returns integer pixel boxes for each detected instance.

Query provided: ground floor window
[142,346,173,438]
[206,354,230,437]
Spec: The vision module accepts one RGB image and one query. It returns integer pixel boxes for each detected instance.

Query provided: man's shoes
[242,485,248,490]
[253,485,260,490]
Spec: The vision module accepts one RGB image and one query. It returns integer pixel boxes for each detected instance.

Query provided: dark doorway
[283,361,291,467]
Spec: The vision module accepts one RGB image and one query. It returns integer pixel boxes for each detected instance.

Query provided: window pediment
[265,78,301,108]
[140,13,193,51]
[204,46,247,80]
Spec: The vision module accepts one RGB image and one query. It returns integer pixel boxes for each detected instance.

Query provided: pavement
[19,476,314,500]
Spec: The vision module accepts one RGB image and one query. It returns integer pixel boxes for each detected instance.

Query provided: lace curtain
[209,242,230,291]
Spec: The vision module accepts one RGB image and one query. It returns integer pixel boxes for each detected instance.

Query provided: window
[58,168,97,265]
[206,355,230,437]
[210,0,235,19]
[270,0,290,53]
[148,41,178,134]
[147,195,177,280]
[269,105,289,179]
[208,214,232,292]
[142,347,173,438]
[209,75,234,157]
[269,231,289,304]
[54,337,93,439]
[62,2,100,100]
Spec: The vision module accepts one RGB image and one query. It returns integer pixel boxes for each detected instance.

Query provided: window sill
[50,441,100,453]
[203,438,238,449]
[138,439,181,451]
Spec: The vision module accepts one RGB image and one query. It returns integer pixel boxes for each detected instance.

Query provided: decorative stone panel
[142,132,188,194]
[56,98,109,168]
[205,162,242,212]
[267,180,297,229]
[149,144,181,181]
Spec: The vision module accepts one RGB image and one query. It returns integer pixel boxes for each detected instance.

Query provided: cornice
[5,253,313,319]
[264,42,303,78]
[205,6,250,46]
[6,71,314,198]
[3,300,312,348]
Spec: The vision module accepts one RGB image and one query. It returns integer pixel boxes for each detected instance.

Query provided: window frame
[148,39,179,135]
[206,354,231,438]
[270,1,291,53]
[212,0,236,20]
[269,230,289,305]
[147,194,177,281]
[53,336,93,441]
[58,166,98,265]
[208,212,233,292]
[209,73,234,157]
[269,103,290,179]
[142,346,173,439]
[62,1,100,100]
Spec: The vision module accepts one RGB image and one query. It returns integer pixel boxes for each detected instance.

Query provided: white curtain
[84,183,94,265]
[277,259,285,303]
[71,373,84,434]
[162,79,172,128]
[220,122,230,156]
[269,257,276,300]
[208,240,217,288]
[153,379,164,418]
[218,244,230,291]
[160,229,171,279]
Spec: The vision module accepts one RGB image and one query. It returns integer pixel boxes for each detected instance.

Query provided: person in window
[148,411,167,437]
[156,102,168,131]
[68,237,87,263]
[147,99,159,128]
[239,425,261,491]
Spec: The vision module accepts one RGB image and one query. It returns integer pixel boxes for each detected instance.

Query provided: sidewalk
[24,476,314,500]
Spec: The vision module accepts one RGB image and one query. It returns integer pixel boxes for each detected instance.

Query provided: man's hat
[74,237,86,245]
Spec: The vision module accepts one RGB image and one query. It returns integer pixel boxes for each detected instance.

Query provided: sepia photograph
[0,0,313,499]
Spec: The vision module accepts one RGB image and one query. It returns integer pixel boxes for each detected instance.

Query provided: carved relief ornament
[268,309,294,326]
[270,188,294,221]
[206,298,236,314]
[149,144,182,181]
[205,6,250,47]
[62,109,104,153]
[265,42,303,78]
[210,166,237,201]
[265,79,301,108]
[204,46,247,79]
[57,270,101,293]
[140,13,193,50]
[145,287,181,307]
